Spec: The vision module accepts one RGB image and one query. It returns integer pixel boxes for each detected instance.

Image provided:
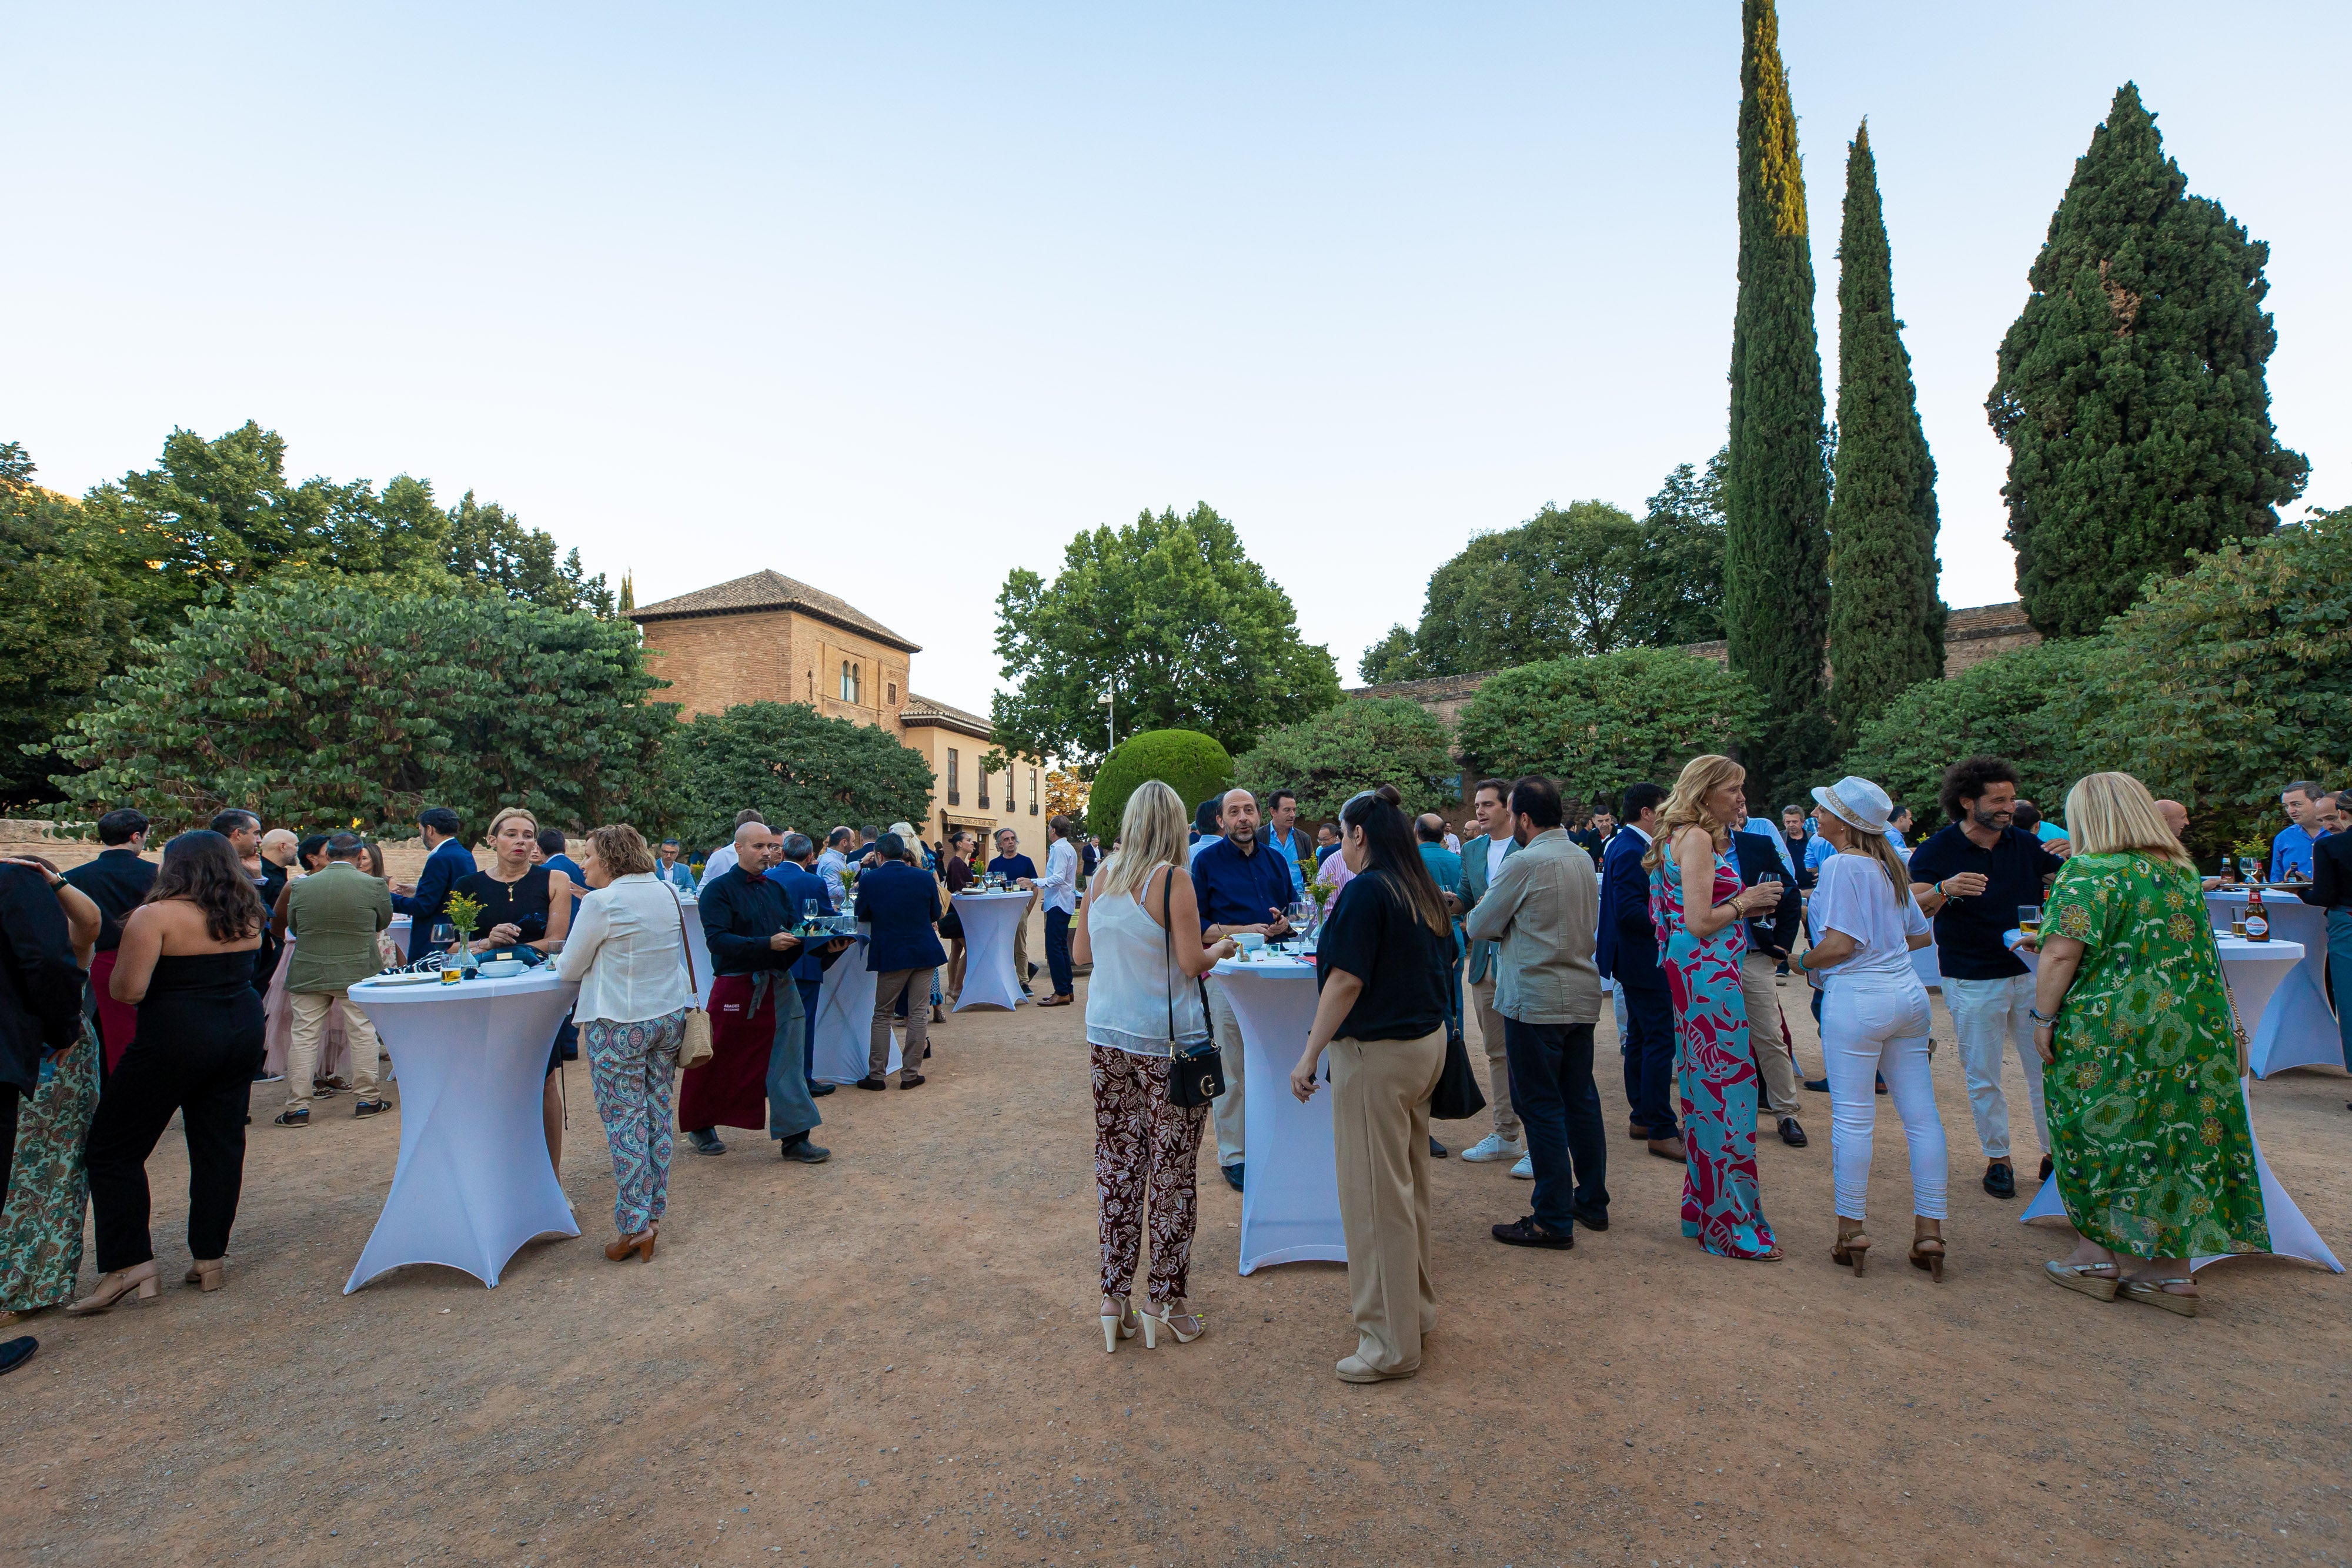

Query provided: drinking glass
[2018,905,2042,939]
[430,920,454,950]
[2239,857,2262,884]
[801,898,820,930]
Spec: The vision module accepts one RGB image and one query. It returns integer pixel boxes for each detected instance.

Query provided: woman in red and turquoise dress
[1648,754,1785,1259]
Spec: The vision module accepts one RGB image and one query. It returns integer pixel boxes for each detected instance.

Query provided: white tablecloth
[2206,891,2339,1076]
[344,969,583,1290]
[811,931,901,1083]
[1211,955,1344,1273]
[2009,933,2340,1273]
[951,892,1031,1011]
[675,898,714,1009]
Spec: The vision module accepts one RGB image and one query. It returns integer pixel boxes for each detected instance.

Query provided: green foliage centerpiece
[443,890,486,975]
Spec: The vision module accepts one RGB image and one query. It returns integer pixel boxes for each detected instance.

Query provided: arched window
[839,661,860,703]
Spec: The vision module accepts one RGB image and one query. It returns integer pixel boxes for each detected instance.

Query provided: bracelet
[2029,1007,2057,1025]
[1792,951,1808,974]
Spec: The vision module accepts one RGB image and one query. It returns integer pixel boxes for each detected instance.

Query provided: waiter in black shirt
[62,808,158,1076]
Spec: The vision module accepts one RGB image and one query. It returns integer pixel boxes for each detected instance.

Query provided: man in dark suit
[1597,781,1680,1161]
[64,807,158,1075]
[1730,817,1808,1148]
[774,833,838,1098]
[854,833,948,1091]
[390,806,475,963]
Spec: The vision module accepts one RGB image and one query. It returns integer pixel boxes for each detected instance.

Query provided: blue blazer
[773,861,836,982]
[1596,827,1663,991]
[392,837,477,962]
[854,861,948,974]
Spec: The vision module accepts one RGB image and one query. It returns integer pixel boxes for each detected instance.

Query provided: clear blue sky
[6,3,2344,718]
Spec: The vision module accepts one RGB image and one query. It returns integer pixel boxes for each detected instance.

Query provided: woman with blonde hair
[1795,776,1943,1278]
[1645,754,1785,1259]
[2032,772,2267,1316]
[450,806,577,1179]
[1070,780,1236,1352]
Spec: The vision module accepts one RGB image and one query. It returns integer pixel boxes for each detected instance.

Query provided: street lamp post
[1098,688,1114,755]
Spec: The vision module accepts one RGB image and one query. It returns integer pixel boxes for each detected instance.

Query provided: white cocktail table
[1211,955,1344,1273]
[2007,932,2340,1273]
[810,931,902,1084]
[951,891,1031,1011]
[2206,891,2339,1076]
[675,898,714,1009]
[344,968,582,1290]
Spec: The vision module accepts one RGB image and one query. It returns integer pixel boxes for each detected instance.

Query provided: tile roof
[898,691,994,741]
[629,569,920,653]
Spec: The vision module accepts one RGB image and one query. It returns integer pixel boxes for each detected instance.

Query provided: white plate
[359,971,446,987]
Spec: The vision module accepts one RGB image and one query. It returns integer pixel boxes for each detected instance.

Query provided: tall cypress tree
[1827,121,1945,748]
[1988,83,2307,638]
[1724,0,1832,798]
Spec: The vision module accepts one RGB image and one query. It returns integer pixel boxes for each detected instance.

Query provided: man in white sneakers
[1451,778,1525,1171]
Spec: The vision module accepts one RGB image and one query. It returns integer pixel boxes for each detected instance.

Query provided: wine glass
[801,898,820,931]
[430,920,454,951]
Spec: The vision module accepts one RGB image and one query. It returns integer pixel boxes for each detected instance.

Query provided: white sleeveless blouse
[1083,867,1211,1057]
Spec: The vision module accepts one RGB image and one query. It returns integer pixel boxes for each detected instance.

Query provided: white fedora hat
[1812,775,1895,836]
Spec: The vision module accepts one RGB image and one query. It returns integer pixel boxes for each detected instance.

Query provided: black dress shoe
[1429,1137,1448,1158]
[1777,1116,1808,1148]
[687,1128,727,1155]
[1571,1204,1609,1232]
[854,1075,888,1091]
[779,1138,831,1164]
[0,1335,35,1376]
[807,1081,837,1097]
[2039,1154,2054,1182]
[1983,1160,2017,1199]
[1803,1077,1830,1093]
[1221,1162,1244,1191]
[1491,1216,1573,1249]
[898,1071,926,1089]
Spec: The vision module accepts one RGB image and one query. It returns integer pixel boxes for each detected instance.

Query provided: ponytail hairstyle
[1338,783,1450,937]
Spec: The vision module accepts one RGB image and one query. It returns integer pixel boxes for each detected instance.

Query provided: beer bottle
[2244,886,2271,942]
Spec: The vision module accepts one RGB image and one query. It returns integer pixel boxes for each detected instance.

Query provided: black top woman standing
[450,807,576,1179]
[72,831,268,1313]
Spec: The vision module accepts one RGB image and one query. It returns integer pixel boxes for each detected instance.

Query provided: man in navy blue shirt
[986,827,1041,995]
[1192,788,1297,1191]
[1906,755,2070,1199]
[776,833,838,1098]
[390,806,475,963]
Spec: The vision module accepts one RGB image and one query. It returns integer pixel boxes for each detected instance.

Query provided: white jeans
[1821,975,1945,1222]
[1944,972,2049,1161]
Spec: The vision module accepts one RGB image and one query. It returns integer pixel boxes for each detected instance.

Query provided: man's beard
[1972,806,2012,831]
[1228,825,1257,851]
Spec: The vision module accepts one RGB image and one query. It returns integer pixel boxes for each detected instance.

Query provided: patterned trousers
[584,1010,686,1236]
[1092,1045,1210,1305]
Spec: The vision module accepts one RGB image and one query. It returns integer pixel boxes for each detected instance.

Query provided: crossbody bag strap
[1162,864,1177,1047]
[669,885,699,994]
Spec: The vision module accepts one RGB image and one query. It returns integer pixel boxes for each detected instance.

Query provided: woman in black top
[1287,784,1456,1385]
[449,807,576,1176]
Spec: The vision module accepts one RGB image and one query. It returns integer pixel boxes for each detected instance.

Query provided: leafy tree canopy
[1625,448,1731,649]
[1085,729,1233,843]
[1455,647,1765,815]
[1987,83,2308,637]
[665,700,936,854]
[1357,624,1420,686]
[990,503,1340,770]
[0,443,133,808]
[1233,697,1458,823]
[50,581,670,837]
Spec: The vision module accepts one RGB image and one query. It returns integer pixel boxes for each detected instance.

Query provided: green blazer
[1456,832,1519,985]
[285,863,395,993]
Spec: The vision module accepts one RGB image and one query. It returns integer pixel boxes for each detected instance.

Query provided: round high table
[1209,954,1344,1273]
[2007,931,2340,1274]
[951,891,1032,1011]
[676,898,714,1009]
[810,931,902,1084]
[2206,890,2340,1076]
[343,968,582,1291]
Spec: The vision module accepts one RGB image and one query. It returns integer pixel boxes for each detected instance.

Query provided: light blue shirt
[1264,825,1310,897]
[2034,820,2068,844]
[1804,833,1839,875]
[655,860,697,894]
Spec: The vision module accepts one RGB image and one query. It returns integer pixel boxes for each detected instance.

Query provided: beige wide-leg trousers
[1737,950,1800,1115]
[1330,1029,1445,1375]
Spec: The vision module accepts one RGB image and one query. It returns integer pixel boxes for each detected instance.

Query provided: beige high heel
[1099,1299,1139,1353]
[183,1258,225,1293]
[1909,1219,1946,1283]
[69,1260,161,1315]
[1830,1219,1870,1276]
[1141,1302,1205,1348]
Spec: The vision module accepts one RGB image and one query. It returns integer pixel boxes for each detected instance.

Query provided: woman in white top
[1793,776,1945,1280]
[556,824,696,1264]
[1035,814,1083,1008]
[1070,780,1236,1352]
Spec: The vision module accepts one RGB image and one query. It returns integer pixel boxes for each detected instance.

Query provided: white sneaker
[1508,1154,1535,1179]
[1460,1133,1525,1163]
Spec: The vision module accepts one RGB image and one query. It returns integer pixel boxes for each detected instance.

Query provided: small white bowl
[475,959,529,978]
[1234,932,1266,953]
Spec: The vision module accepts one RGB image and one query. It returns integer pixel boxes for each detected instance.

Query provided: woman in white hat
[1793,775,1947,1279]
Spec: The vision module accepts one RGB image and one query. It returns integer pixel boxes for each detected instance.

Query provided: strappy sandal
[1830,1223,1870,1276]
[2119,1275,2199,1318]
[2043,1259,2120,1302]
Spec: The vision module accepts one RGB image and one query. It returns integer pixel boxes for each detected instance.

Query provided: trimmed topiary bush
[1085,728,1233,842]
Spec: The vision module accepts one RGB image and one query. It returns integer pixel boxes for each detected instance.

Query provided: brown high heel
[69,1260,161,1315]
[183,1258,225,1293]
[1910,1219,1946,1283]
[1830,1219,1870,1276]
[603,1229,656,1263]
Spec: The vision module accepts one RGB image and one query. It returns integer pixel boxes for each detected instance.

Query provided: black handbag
[1161,865,1227,1108]
[1428,977,1488,1122]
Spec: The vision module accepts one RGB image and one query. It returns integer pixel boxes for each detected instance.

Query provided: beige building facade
[631,569,1047,859]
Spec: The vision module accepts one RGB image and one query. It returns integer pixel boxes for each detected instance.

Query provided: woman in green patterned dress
[0,856,104,1330]
[2029,774,2269,1318]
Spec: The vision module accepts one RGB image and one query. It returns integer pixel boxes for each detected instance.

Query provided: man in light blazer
[1450,778,1525,1168]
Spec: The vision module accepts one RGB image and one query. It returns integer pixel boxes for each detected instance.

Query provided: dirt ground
[5,912,2346,1568]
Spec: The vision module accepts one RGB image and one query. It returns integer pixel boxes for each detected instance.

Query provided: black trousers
[1504,1018,1609,1233]
[1617,978,1679,1142]
[1044,907,1074,996]
[83,1028,258,1272]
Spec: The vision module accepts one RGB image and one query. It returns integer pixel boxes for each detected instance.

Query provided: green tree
[1622,448,1730,648]
[0,444,133,807]
[665,700,936,853]
[51,581,671,835]
[1987,84,2308,638]
[1838,638,2103,834]
[2080,507,2352,852]
[1409,501,1645,677]
[1084,729,1234,842]
[990,504,1340,768]
[1358,624,1421,685]
[1827,121,1946,747]
[1455,648,1765,809]
[1724,0,1833,799]
[1232,698,1458,823]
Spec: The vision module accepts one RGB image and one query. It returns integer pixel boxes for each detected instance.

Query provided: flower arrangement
[445,891,485,948]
